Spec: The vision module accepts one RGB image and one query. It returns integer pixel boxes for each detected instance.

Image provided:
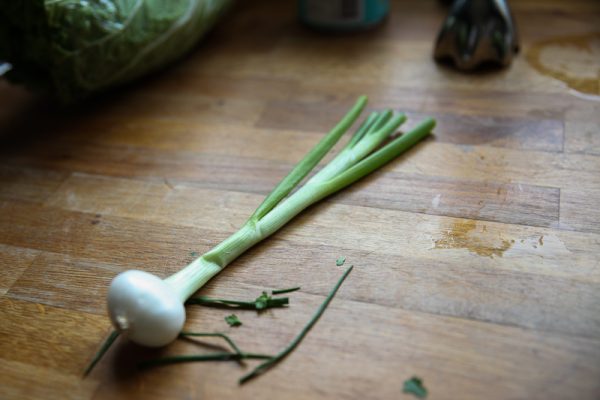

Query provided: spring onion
[106,95,435,347]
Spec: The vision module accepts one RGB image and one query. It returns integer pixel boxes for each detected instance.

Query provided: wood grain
[0,165,68,204]
[0,244,39,295]
[0,298,107,373]
[1,0,599,399]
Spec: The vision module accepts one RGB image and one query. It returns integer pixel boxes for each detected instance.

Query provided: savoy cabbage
[0,0,232,101]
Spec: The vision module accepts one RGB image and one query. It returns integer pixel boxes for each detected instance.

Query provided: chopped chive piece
[190,251,198,258]
[403,376,428,398]
[138,352,274,370]
[187,295,289,310]
[179,332,243,355]
[336,256,346,266]
[140,332,274,369]
[254,291,271,310]
[271,286,301,295]
[83,330,119,376]
[239,266,354,384]
[254,291,292,309]
[224,314,242,327]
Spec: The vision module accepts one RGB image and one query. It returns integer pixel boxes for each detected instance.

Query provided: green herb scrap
[336,256,346,266]
[187,294,289,311]
[239,266,354,384]
[254,291,272,310]
[271,286,301,295]
[403,376,428,398]
[224,314,242,327]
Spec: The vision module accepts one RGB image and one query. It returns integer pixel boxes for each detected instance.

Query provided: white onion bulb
[107,270,185,347]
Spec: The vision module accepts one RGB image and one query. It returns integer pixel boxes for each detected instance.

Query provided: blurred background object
[434,0,519,70]
[0,62,11,76]
[298,0,389,31]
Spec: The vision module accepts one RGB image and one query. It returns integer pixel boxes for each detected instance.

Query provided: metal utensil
[434,0,519,70]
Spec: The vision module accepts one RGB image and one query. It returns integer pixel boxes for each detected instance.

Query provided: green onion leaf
[83,330,119,377]
[249,96,368,222]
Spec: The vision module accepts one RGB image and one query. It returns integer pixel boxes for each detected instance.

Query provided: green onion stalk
[106,96,435,347]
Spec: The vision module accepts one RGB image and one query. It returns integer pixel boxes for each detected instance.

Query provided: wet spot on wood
[433,219,513,258]
[526,33,600,97]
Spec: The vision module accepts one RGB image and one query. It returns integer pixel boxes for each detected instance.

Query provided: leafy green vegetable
[336,256,346,266]
[403,376,427,398]
[0,0,233,101]
[224,314,242,327]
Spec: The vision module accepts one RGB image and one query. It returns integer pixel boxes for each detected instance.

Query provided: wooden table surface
[1,1,599,399]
